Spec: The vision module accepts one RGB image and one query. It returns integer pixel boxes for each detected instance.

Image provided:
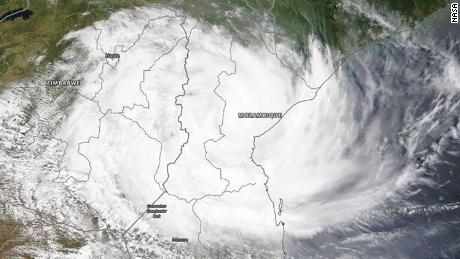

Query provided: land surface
[0,0,447,88]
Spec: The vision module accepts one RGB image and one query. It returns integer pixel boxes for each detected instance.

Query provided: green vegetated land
[0,0,449,256]
[0,0,447,88]
[0,0,163,87]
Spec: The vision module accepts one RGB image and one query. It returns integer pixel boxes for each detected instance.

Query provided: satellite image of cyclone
[0,0,459,258]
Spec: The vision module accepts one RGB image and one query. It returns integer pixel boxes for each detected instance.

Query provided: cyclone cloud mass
[1,3,459,259]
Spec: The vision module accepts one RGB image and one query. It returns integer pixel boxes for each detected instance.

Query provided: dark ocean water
[286,13,460,259]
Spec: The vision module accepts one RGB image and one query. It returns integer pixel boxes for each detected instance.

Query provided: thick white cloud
[55,5,384,256]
